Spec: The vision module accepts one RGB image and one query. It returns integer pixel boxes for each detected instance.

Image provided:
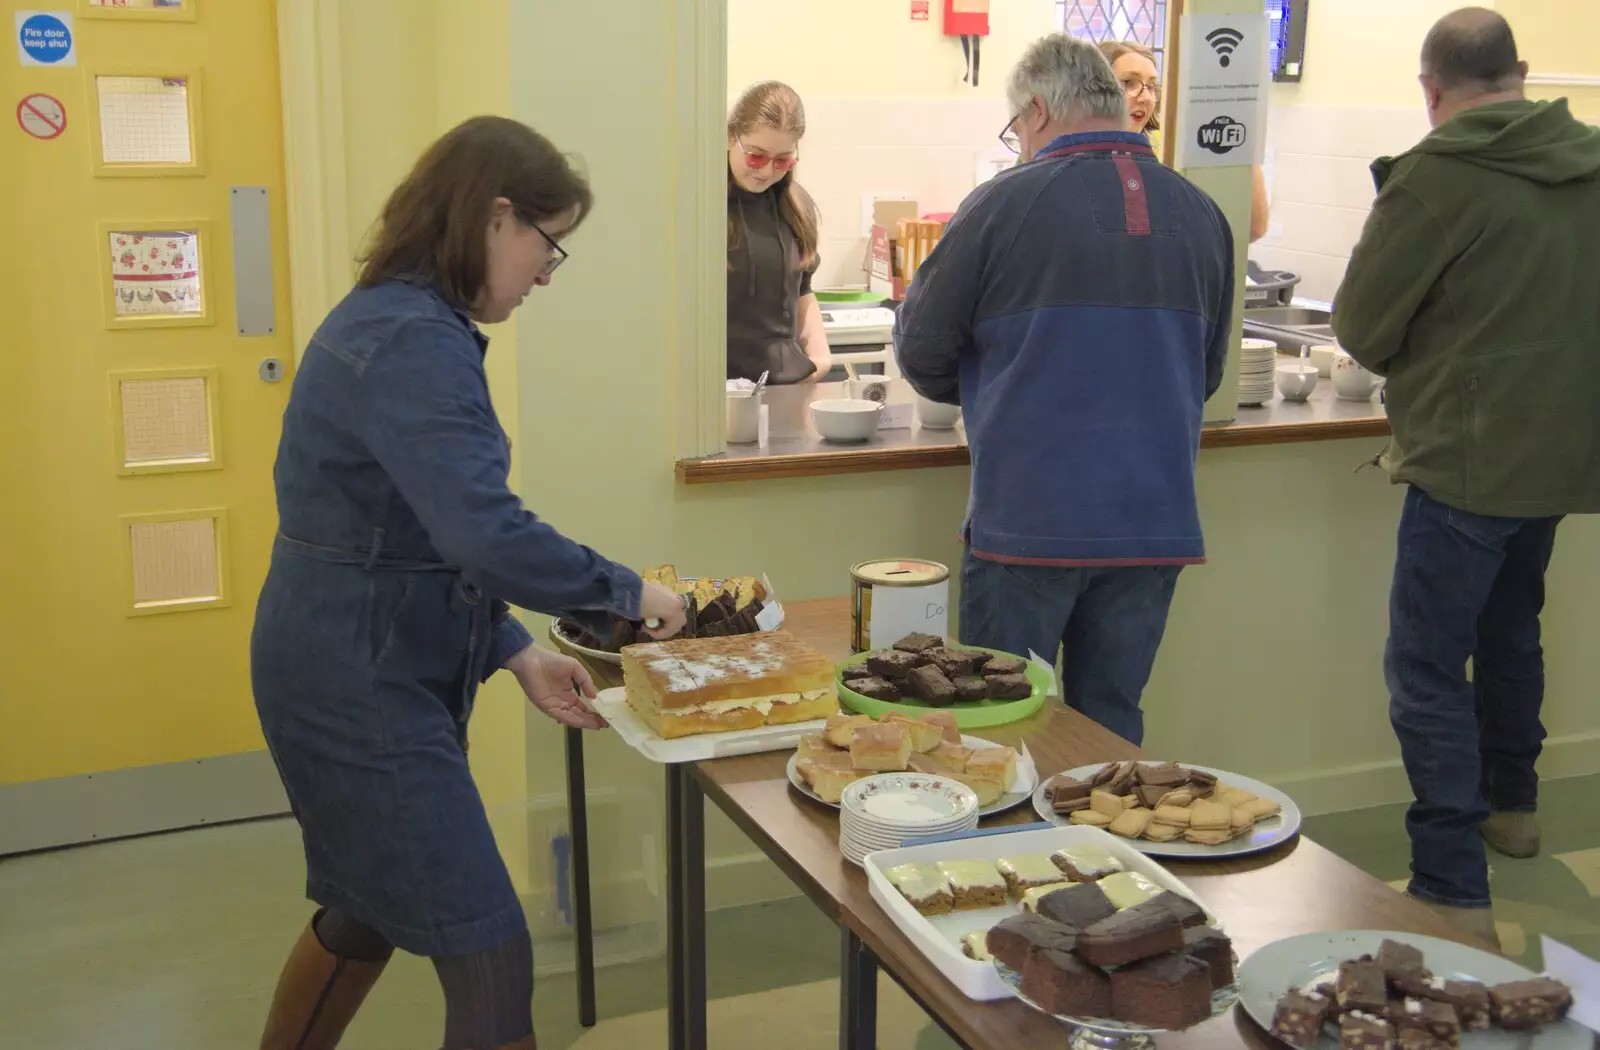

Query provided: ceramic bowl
[916,397,962,430]
[811,398,883,442]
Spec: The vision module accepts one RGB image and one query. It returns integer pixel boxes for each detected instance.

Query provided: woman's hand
[639,582,688,639]
[504,645,607,730]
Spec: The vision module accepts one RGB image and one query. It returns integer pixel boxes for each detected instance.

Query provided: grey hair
[1007,34,1128,125]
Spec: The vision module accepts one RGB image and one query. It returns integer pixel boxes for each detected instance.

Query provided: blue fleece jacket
[895,132,1234,566]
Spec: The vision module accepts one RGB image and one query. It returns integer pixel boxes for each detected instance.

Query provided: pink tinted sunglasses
[737,136,798,172]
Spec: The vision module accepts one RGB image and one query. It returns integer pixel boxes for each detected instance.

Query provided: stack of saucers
[838,773,980,866]
[1237,338,1279,406]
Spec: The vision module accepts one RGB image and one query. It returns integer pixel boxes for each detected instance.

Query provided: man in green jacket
[1334,6,1600,946]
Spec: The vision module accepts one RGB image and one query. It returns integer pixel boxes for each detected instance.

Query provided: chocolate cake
[927,648,988,678]
[1020,947,1113,1019]
[983,673,1033,700]
[1110,953,1213,1030]
[892,632,945,653]
[1488,976,1573,1030]
[904,665,958,705]
[1340,1010,1395,1049]
[866,649,922,680]
[1335,957,1389,1015]
[849,676,902,701]
[1035,882,1117,930]
[1179,927,1234,990]
[981,655,1027,675]
[840,663,876,682]
[1142,890,1209,929]
[985,913,1080,972]
[1076,907,1185,969]
[1395,998,1460,1046]
[1269,989,1333,1048]
[952,675,989,701]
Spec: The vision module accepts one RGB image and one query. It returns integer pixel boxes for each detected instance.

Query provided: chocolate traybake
[983,672,1034,700]
[1075,906,1185,969]
[1020,946,1113,1019]
[892,632,945,653]
[985,912,1079,972]
[1034,882,1118,930]
[904,665,958,705]
[1109,953,1214,1030]
[1269,989,1333,1047]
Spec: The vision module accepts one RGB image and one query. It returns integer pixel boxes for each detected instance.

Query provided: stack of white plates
[839,773,980,866]
[1237,338,1278,406]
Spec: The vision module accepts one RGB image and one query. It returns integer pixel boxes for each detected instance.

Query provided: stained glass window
[1057,0,1170,73]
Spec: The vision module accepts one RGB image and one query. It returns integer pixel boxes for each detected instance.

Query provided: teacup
[1331,351,1382,401]
[1275,364,1319,402]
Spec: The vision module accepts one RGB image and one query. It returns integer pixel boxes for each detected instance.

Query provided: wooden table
[563,598,1488,1049]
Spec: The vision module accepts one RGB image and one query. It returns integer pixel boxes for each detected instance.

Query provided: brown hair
[727,81,819,270]
[1098,40,1161,133]
[357,115,593,308]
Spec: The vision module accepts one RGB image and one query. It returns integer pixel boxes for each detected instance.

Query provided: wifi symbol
[1206,27,1245,67]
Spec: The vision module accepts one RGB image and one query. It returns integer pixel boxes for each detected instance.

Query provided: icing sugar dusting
[647,640,781,693]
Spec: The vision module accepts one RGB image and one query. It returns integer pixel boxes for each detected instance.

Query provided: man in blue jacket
[895,33,1234,746]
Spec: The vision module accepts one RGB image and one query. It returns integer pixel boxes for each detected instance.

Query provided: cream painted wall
[1267,0,1463,112]
[1500,0,1600,121]
[728,0,1058,102]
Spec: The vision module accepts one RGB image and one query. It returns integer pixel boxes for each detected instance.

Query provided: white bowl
[916,396,962,430]
[811,398,883,442]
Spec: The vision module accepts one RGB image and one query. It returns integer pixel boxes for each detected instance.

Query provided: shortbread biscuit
[1236,797,1282,822]
[1229,807,1255,834]
[1109,807,1153,839]
[1185,828,1235,846]
[1143,822,1183,842]
[1152,805,1193,827]
[1157,788,1194,809]
[1188,800,1230,831]
[1090,790,1127,818]
[1070,809,1114,827]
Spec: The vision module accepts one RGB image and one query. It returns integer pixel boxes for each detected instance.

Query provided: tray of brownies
[838,632,1053,729]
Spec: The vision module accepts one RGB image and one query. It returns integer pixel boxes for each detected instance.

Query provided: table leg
[666,764,707,1050]
[563,726,596,1028]
[839,927,879,1050]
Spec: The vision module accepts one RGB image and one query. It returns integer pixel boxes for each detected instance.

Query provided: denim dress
[252,278,641,958]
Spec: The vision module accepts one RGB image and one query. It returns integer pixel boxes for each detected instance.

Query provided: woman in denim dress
[252,117,687,1050]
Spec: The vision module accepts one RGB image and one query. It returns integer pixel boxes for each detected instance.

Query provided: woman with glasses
[1099,40,1271,242]
[726,81,832,384]
[251,116,687,1050]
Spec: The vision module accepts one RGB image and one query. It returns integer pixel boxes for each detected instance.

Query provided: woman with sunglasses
[726,81,832,384]
[1099,41,1270,242]
[251,116,687,1050]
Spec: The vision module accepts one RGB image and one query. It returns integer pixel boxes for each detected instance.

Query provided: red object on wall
[911,0,930,20]
[943,0,990,36]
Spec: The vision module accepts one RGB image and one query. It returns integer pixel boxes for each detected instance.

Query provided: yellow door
[0,0,293,829]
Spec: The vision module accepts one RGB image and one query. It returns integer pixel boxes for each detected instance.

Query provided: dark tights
[313,908,534,1049]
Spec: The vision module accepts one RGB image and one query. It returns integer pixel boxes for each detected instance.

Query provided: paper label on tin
[868,579,950,650]
[1028,650,1059,697]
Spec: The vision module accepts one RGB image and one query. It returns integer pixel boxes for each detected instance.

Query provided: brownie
[985,913,1080,972]
[1035,882,1117,930]
[1335,957,1389,1015]
[840,663,877,683]
[1076,907,1185,969]
[1142,890,1208,929]
[1488,976,1573,1030]
[981,655,1027,675]
[1431,979,1490,1030]
[927,648,988,678]
[1377,939,1426,991]
[1110,953,1213,1030]
[1394,998,1459,1046]
[1020,947,1113,1020]
[904,665,958,705]
[952,675,989,701]
[1179,927,1234,990]
[1269,989,1333,1048]
[866,649,921,680]
[1340,1010,1395,1050]
[983,673,1033,700]
[849,675,902,701]
[893,632,945,653]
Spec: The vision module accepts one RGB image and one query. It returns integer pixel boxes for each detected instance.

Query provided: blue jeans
[1386,486,1560,909]
[959,552,1181,745]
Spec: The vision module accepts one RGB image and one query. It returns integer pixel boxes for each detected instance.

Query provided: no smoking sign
[16,92,66,140]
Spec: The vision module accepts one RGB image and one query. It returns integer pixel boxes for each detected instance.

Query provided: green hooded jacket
[1333,98,1600,517]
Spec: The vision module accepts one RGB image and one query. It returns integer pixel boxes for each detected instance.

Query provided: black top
[727,183,817,384]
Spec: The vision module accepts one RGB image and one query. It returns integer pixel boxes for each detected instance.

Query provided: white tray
[592,687,829,764]
[1032,762,1303,859]
[785,735,1040,819]
[863,824,1220,1001]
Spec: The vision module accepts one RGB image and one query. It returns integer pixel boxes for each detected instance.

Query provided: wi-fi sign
[1206,27,1245,67]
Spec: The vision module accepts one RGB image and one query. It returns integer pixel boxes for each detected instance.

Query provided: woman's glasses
[533,223,568,276]
[737,136,798,172]
[1121,77,1160,101]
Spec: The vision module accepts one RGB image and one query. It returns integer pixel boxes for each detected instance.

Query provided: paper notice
[1028,650,1059,696]
[1540,936,1600,1033]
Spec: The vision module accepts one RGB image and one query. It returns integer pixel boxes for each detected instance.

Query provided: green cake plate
[835,646,1051,729]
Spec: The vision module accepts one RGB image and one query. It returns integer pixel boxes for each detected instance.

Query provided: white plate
[549,620,624,666]
[1031,763,1303,859]
[843,773,979,829]
[591,687,829,764]
[863,824,1221,1001]
[1237,930,1589,1048]
[786,734,1040,819]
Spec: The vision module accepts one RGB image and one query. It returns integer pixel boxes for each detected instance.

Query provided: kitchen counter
[677,379,1388,485]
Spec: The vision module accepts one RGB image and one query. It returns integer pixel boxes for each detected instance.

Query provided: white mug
[1332,351,1383,402]
[725,392,760,444]
[848,375,894,405]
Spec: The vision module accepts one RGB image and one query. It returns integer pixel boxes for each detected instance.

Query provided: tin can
[849,559,951,653]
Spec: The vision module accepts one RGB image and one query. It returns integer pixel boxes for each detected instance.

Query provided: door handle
[259,358,285,383]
